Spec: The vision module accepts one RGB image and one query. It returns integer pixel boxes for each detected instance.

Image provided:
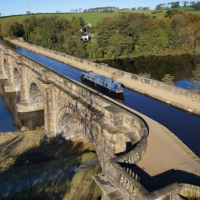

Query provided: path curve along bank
[0,42,200,200]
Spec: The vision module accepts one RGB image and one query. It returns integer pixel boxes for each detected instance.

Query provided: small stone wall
[180,184,200,199]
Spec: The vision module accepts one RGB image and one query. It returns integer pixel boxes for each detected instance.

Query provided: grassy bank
[0,130,97,184]
[11,167,101,200]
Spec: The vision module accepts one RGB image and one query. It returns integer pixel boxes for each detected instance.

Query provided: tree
[1,19,23,37]
[26,11,30,15]
[71,20,81,29]
[78,17,85,28]
[106,33,127,58]
[162,74,174,85]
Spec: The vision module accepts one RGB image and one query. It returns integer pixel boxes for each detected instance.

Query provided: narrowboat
[81,71,124,95]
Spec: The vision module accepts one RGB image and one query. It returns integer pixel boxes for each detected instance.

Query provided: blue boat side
[81,71,124,95]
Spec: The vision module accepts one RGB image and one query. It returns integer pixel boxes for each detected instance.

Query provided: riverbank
[10,39,200,116]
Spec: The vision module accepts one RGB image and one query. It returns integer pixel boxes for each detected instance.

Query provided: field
[0,130,98,184]
[0,9,200,26]
[0,11,155,26]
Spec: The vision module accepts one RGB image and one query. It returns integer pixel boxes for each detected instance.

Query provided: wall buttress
[0,52,7,79]
[20,65,29,104]
[4,56,17,92]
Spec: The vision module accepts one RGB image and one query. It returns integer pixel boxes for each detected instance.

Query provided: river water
[0,39,200,157]
[97,55,200,89]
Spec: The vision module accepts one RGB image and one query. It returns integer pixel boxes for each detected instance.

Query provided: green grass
[1,8,200,27]
[0,130,97,184]
[0,10,169,26]
[11,167,102,200]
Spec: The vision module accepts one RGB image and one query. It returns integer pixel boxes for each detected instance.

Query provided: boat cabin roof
[85,71,119,84]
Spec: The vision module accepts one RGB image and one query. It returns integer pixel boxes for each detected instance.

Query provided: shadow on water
[0,80,44,132]
[97,55,200,88]
[119,162,200,192]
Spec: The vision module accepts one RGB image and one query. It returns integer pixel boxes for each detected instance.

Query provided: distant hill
[0,9,200,26]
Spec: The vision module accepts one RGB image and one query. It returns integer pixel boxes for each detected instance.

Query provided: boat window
[118,86,122,90]
[105,83,107,87]
[87,75,89,78]
[92,78,94,81]
[114,85,117,89]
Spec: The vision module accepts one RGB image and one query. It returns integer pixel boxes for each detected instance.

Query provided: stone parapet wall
[16,40,200,103]
[180,184,200,198]
[0,42,148,164]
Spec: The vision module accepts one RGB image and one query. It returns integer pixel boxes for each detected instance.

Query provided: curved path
[9,40,200,189]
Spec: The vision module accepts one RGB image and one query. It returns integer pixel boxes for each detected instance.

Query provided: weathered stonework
[0,42,199,200]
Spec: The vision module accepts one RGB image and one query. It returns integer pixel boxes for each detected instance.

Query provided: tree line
[155,1,200,10]
[1,10,200,60]
[87,10,200,59]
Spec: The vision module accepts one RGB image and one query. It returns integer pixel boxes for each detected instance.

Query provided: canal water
[0,39,200,157]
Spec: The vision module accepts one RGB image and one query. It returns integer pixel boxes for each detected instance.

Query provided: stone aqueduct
[0,43,199,200]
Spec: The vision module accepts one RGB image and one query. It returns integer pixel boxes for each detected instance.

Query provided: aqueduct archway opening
[57,113,85,140]
[14,68,21,91]
[4,59,7,75]
[29,83,43,105]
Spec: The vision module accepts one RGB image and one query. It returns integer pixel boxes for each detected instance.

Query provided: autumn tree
[1,19,22,37]
[162,74,174,84]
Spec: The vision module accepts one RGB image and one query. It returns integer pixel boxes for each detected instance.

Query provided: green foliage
[64,28,87,58]
[1,19,23,37]
[161,74,174,85]
[91,29,96,34]
[2,10,200,60]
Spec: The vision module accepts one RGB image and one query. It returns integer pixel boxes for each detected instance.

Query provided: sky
[0,0,179,16]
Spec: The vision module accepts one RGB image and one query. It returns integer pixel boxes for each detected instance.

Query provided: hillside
[1,8,200,26]
[0,10,164,25]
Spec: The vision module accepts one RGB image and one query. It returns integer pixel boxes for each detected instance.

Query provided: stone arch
[14,68,21,91]
[29,82,44,105]
[56,106,86,140]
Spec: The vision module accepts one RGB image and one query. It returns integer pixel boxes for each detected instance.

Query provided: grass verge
[11,167,102,200]
[0,130,97,184]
